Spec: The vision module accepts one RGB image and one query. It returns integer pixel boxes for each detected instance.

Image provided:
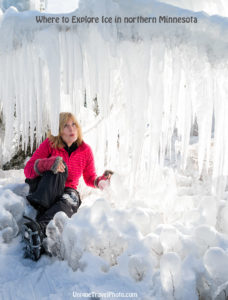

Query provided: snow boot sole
[22,216,44,261]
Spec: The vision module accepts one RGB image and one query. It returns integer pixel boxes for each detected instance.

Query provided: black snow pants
[25,164,81,233]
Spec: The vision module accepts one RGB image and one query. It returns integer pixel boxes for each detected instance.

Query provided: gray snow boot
[22,216,45,261]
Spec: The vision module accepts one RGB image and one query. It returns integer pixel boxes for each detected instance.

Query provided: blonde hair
[48,112,83,149]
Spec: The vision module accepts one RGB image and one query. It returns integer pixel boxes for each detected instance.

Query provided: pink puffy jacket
[24,138,97,189]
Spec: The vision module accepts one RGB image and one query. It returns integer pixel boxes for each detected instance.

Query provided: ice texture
[0,0,228,299]
[0,188,25,242]
[0,0,228,196]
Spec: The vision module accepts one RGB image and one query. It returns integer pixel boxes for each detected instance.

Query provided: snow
[157,0,228,17]
[0,162,228,299]
[46,0,79,14]
[0,0,43,11]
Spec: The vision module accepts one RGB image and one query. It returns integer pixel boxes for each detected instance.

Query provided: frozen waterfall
[0,0,228,194]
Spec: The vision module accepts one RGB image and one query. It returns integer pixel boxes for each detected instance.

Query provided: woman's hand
[95,170,114,189]
[56,161,66,173]
[103,170,113,179]
[35,156,65,175]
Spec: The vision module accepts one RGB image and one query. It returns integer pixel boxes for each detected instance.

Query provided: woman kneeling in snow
[23,112,113,261]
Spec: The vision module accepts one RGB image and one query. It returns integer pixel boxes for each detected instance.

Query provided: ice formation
[157,0,228,17]
[1,0,45,12]
[1,1,228,297]
[0,187,25,242]
[0,0,228,195]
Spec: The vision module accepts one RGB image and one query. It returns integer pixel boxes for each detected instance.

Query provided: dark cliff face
[2,137,37,170]
[2,148,30,170]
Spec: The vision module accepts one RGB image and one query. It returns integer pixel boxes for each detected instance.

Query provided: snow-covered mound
[1,166,228,299]
[44,173,228,299]
[0,188,24,242]
[0,170,26,243]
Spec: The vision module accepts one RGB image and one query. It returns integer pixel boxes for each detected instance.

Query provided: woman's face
[61,119,78,147]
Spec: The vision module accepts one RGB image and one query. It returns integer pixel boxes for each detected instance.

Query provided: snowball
[45,213,69,259]
[4,6,18,16]
[142,234,162,269]
[149,211,164,231]
[160,252,182,299]
[193,225,218,255]
[0,188,24,242]
[129,208,151,235]
[62,225,83,271]
[198,196,217,226]
[97,179,109,190]
[143,233,163,256]
[2,227,14,243]
[159,226,182,254]
[218,204,228,234]
[1,189,24,221]
[0,209,14,230]
[204,247,228,284]
[89,198,112,224]
[128,254,150,282]
[53,211,68,234]
[214,281,228,300]
[108,173,129,208]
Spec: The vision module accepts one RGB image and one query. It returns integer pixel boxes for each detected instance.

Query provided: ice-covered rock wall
[0,0,228,193]
[157,0,228,17]
[1,0,46,12]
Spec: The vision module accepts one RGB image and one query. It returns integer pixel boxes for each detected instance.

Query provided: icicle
[0,0,228,196]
